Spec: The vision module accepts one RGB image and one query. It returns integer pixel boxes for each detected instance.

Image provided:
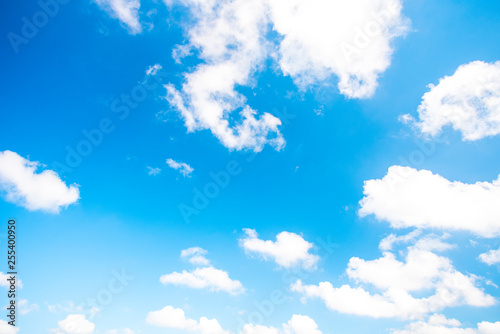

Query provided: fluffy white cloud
[166,158,194,177]
[53,314,95,334]
[479,247,500,265]
[181,247,211,266]
[239,229,319,269]
[160,247,244,295]
[0,272,22,288]
[0,150,79,213]
[160,266,244,295]
[392,314,500,334]
[165,0,408,151]
[96,0,142,34]
[0,320,19,334]
[359,166,500,237]
[147,307,321,334]
[406,61,500,141]
[146,306,229,334]
[292,235,495,320]
[242,314,322,334]
[164,0,285,152]
[269,0,409,98]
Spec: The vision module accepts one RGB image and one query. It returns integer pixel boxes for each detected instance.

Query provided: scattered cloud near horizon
[292,233,495,319]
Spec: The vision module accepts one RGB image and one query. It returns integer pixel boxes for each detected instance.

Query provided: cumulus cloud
[181,247,210,266]
[165,0,408,151]
[0,320,19,334]
[0,272,22,288]
[359,166,500,238]
[95,0,142,34]
[242,314,323,334]
[392,314,500,334]
[146,306,229,334]
[0,150,80,213]
[239,229,319,269]
[52,314,95,334]
[269,0,409,98]
[479,247,500,265]
[147,307,322,334]
[405,60,500,141]
[292,235,495,320]
[166,158,194,177]
[160,247,244,295]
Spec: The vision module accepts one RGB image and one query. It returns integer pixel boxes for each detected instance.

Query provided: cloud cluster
[392,314,500,334]
[359,166,500,237]
[95,0,142,34]
[292,234,495,319]
[239,229,319,269]
[479,247,500,265]
[406,60,500,141]
[165,0,408,151]
[146,306,229,334]
[0,151,79,213]
[160,247,244,295]
[147,306,322,334]
[52,314,95,334]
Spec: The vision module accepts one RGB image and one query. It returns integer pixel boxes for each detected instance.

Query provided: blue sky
[1,0,500,333]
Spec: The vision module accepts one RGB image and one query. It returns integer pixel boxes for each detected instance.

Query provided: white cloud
[146,305,229,334]
[479,247,500,265]
[379,230,422,251]
[166,158,194,177]
[172,44,193,64]
[268,0,409,99]
[0,320,19,334]
[160,248,244,295]
[106,329,134,334]
[147,166,161,176]
[18,299,39,315]
[146,64,162,76]
[96,0,142,34]
[407,61,500,141]
[0,272,22,288]
[165,0,408,151]
[392,314,500,334]
[359,166,500,238]
[239,229,319,269]
[242,314,322,334]
[164,0,284,152]
[160,266,244,295]
[292,236,495,320]
[147,307,321,334]
[52,314,95,334]
[0,150,80,213]
[181,247,211,266]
